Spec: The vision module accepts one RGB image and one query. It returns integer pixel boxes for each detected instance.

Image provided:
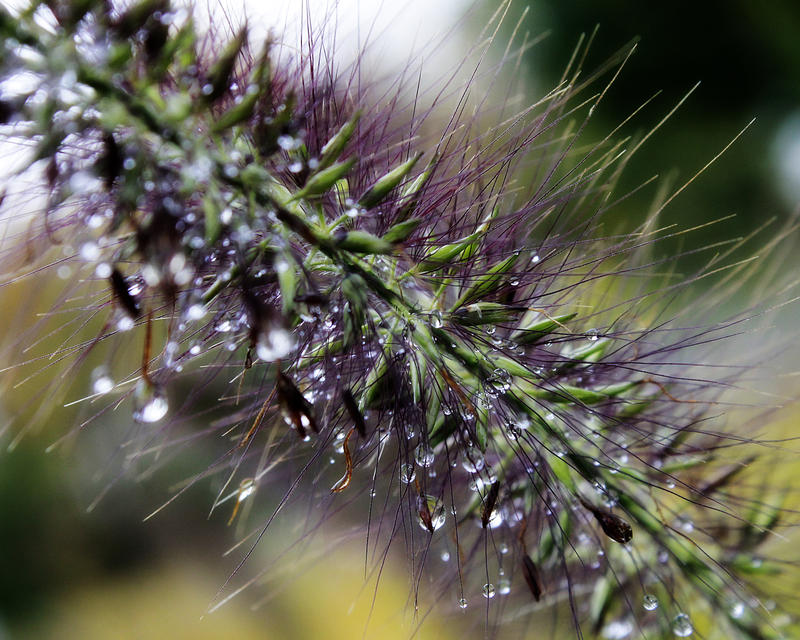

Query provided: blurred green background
[520,0,800,250]
[2,1,800,638]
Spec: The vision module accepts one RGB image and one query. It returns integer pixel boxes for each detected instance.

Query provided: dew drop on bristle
[116,316,135,332]
[91,371,114,395]
[461,448,484,473]
[256,327,296,361]
[602,619,633,639]
[186,304,205,321]
[416,494,445,532]
[457,598,468,610]
[415,444,435,468]
[643,594,659,611]
[237,478,255,502]
[730,601,745,619]
[80,241,100,261]
[95,262,112,278]
[134,386,168,423]
[672,613,693,637]
[400,463,416,484]
[482,584,496,599]
[497,579,511,595]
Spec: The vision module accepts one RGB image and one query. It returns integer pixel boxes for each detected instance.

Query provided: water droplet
[186,304,205,320]
[499,543,509,555]
[415,444,435,468]
[602,619,633,639]
[461,448,485,473]
[116,316,135,332]
[586,328,600,342]
[95,262,112,278]
[530,253,540,264]
[672,613,693,637]
[440,550,450,562]
[487,368,511,394]
[400,463,416,484]
[643,594,659,611]
[482,583,496,599]
[133,384,168,423]
[91,368,114,395]
[497,578,511,595]
[730,601,745,619]
[416,495,446,532]
[486,509,504,529]
[457,598,468,609]
[256,327,296,361]
[79,241,100,261]
[277,134,300,151]
[430,310,443,329]
[237,478,256,502]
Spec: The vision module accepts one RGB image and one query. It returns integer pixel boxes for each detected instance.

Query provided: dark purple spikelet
[1,1,798,638]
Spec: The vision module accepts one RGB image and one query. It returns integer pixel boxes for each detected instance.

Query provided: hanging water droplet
[482,584,496,599]
[95,262,112,278]
[237,478,256,502]
[499,542,509,555]
[487,368,511,395]
[457,598,468,609]
[461,448,485,473]
[440,550,450,562]
[257,326,296,361]
[643,594,659,611]
[133,383,168,423]
[415,444,435,468]
[186,304,205,320]
[400,463,416,484]
[497,578,511,595]
[277,134,300,151]
[672,613,693,637]
[79,241,100,261]
[730,601,745,619]
[116,315,135,332]
[485,508,504,529]
[91,368,114,395]
[430,310,443,329]
[416,494,446,531]
[586,328,600,342]
[602,619,633,639]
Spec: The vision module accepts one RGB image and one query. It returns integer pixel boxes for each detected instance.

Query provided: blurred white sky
[199,0,475,79]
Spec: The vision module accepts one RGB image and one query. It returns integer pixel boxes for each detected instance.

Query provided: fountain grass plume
[0,1,798,637]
